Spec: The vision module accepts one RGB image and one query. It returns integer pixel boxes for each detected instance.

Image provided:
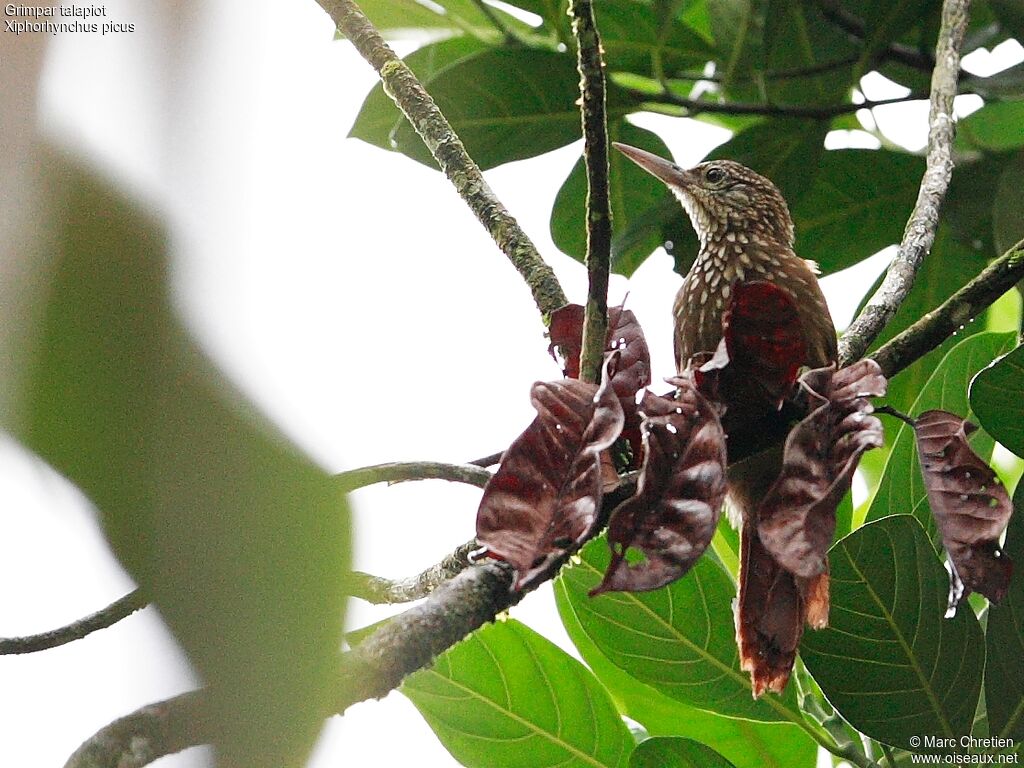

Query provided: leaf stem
[876,404,917,427]
[323,0,568,319]
[568,0,611,384]
[469,0,520,46]
[839,0,974,366]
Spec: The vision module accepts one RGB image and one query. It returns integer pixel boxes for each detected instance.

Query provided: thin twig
[569,0,611,384]
[630,88,925,119]
[323,0,568,318]
[0,588,148,655]
[838,0,973,366]
[337,461,491,491]
[343,539,479,604]
[871,238,1024,378]
[664,56,860,84]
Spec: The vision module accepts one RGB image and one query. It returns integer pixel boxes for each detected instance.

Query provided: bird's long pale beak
[613,142,688,186]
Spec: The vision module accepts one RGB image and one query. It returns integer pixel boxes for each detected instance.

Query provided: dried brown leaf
[758,360,887,580]
[914,409,1014,608]
[591,379,728,595]
[549,303,651,463]
[476,357,625,591]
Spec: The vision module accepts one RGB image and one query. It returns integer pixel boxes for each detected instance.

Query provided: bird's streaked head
[613,142,794,248]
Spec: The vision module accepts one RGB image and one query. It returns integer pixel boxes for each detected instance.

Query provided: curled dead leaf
[913,409,1014,609]
[591,377,728,595]
[476,356,625,591]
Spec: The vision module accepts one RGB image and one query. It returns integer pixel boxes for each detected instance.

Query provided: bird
[613,142,838,696]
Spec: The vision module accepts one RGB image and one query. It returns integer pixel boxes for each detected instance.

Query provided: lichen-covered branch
[0,588,148,655]
[839,0,973,366]
[871,238,1024,378]
[343,538,479,604]
[337,461,492,492]
[321,0,567,318]
[569,0,611,384]
[63,692,210,768]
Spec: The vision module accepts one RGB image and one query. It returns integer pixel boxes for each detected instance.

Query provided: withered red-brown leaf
[476,357,625,591]
[697,281,808,411]
[549,304,651,462]
[757,359,887,580]
[913,409,1014,608]
[591,378,728,595]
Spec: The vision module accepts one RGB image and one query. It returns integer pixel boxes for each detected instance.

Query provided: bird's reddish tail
[730,446,829,697]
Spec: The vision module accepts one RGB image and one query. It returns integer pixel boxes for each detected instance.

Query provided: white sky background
[1,2,1021,766]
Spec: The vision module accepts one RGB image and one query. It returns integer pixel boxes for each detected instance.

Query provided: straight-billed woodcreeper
[614,142,839,695]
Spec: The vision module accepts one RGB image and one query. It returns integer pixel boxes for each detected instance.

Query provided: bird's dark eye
[705,166,726,184]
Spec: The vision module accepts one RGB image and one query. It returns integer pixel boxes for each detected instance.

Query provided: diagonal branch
[321,0,567,318]
[0,588,148,655]
[630,88,926,119]
[871,238,1024,378]
[568,0,612,384]
[838,0,973,366]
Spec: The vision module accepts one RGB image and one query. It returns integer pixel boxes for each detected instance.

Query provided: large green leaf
[555,570,818,768]
[852,0,936,76]
[944,153,1006,256]
[970,344,1024,459]
[866,332,1018,543]
[390,48,637,169]
[557,537,800,721]
[707,0,768,91]
[762,0,856,105]
[16,158,348,768]
[858,229,989,414]
[402,618,633,768]
[551,121,693,276]
[983,483,1024,748]
[599,0,715,76]
[352,0,536,41]
[630,737,737,768]
[960,101,1024,152]
[791,149,923,274]
[993,149,1024,255]
[349,36,490,152]
[801,515,985,750]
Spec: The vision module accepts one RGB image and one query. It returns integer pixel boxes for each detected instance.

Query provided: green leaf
[991,0,1024,40]
[556,537,801,721]
[983,483,1024,746]
[630,737,737,768]
[852,0,935,76]
[993,150,1024,255]
[801,515,985,749]
[968,62,1024,101]
[402,619,633,768]
[598,0,715,76]
[960,101,1024,152]
[16,158,348,768]
[351,0,536,41]
[791,149,924,274]
[970,344,1024,459]
[762,0,856,105]
[390,48,637,169]
[707,0,768,91]
[866,332,1018,542]
[864,229,989,413]
[555,571,818,768]
[944,153,1006,256]
[551,121,693,277]
[349,37,490,152]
